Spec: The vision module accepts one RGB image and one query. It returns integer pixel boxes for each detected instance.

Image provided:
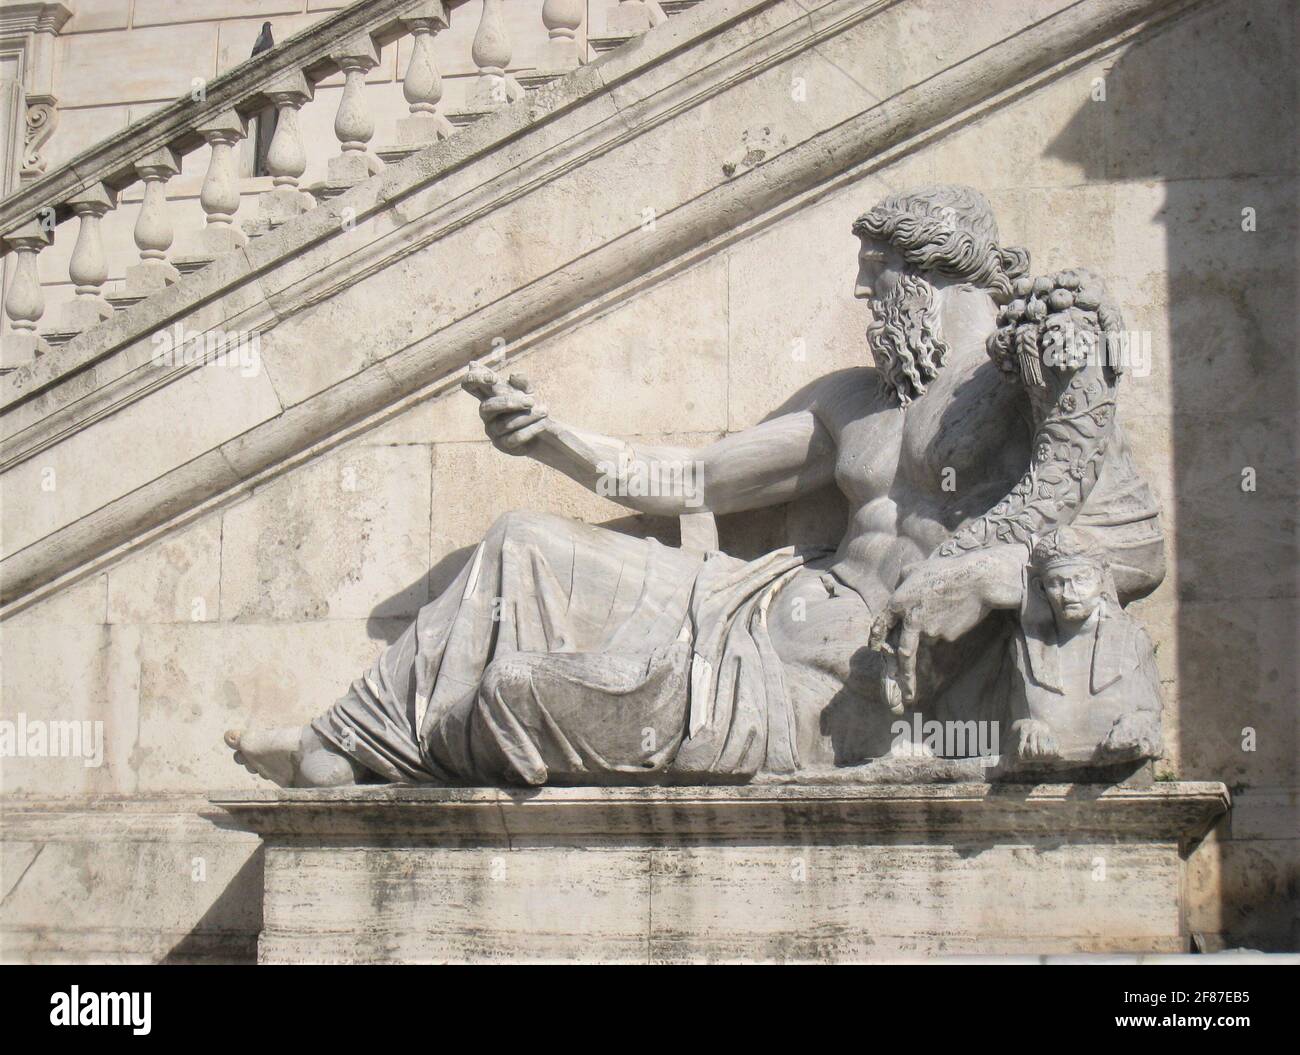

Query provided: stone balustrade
[0,0,707,374]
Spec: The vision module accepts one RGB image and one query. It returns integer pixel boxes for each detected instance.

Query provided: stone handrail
[0,0,697,372]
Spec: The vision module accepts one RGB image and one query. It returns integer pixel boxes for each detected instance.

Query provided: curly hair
[852,184,1030,303]
[865,270,947,406]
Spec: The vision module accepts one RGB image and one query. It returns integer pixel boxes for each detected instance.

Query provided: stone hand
[1097,711,1163,762]
[463,363,551,454]
[868,545,1025,707]
[1012,719,1060,761]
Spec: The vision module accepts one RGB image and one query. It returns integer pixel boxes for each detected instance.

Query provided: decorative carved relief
[20,92,56,180]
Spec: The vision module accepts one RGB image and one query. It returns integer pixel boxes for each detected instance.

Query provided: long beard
[867,272,948,407]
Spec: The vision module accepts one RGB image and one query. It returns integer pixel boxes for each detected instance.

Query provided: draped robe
[313,511,819,785]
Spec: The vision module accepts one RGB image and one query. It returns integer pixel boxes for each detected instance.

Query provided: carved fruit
[1074,287,1102,311]
[1047,288,1074,311]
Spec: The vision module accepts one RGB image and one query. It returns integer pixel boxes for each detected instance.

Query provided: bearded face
[866,268,949,407]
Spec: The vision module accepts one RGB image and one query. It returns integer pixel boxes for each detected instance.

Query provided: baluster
[607,0,668,35]
[64,183,117,331]
[195,110,249,254]
[469,0,523,111]
[328,36,383,188]
[1,218,53,371]
[248,70,315,234]
[125,146,181,294]
[397,2,453,148]
[540,0,585,72]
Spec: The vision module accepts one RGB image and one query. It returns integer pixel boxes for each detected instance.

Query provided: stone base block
[210,782,1229,964]
[607,1,666,34]
[326,151,384,187]
[62,295,114,333]
[0,332,47,371]
[194,223,248,255]
[1,796,263,964]
[244,186,316,238]
[395,113,455,147]
[123,259,180,296]
[468,73,526,112]
[535,38,583,75]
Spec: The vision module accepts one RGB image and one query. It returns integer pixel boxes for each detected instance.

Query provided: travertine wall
[1,0,1295,957]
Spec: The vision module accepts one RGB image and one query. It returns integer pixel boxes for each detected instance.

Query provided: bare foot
[225,726,304,787]
[226,725,369,787]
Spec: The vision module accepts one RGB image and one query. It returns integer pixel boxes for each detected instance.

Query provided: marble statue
[225,184,1165,787]
[1008,527,1164,768]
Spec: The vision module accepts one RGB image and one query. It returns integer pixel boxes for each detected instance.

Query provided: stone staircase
[0,0,707,366]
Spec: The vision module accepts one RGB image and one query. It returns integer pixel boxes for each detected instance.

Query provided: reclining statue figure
[225,184,1165,787]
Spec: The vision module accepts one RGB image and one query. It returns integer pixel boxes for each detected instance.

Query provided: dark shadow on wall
[164,844,264,965]
[1045,0,1298,949]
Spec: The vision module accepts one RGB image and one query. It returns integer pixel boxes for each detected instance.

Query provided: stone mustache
[226,185,1166,788]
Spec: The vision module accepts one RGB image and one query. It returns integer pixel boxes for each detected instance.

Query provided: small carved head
[1030,527,1109,625]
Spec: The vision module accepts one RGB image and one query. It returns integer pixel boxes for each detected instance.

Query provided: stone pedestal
[0,331,48,371]
[210,782,1228,964]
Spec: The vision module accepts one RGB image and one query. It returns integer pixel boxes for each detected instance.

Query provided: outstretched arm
[464,365,837,517]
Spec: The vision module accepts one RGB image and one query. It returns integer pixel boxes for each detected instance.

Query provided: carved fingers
[1098,712,1163,762]
[869,600,924,710]
[462,366,551,453]
[868,549,1027,710]
[1013,719,1059,761]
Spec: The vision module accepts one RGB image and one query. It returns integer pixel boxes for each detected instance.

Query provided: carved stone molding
[20,92,57,180]
[0,3,72,37]
[0,4,70,187]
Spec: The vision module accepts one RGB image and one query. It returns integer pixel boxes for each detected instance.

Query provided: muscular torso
[764,288,1030,765]
[773,289,1028,618]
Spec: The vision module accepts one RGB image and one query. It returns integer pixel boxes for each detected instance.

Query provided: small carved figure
[1009,527,1164,767]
